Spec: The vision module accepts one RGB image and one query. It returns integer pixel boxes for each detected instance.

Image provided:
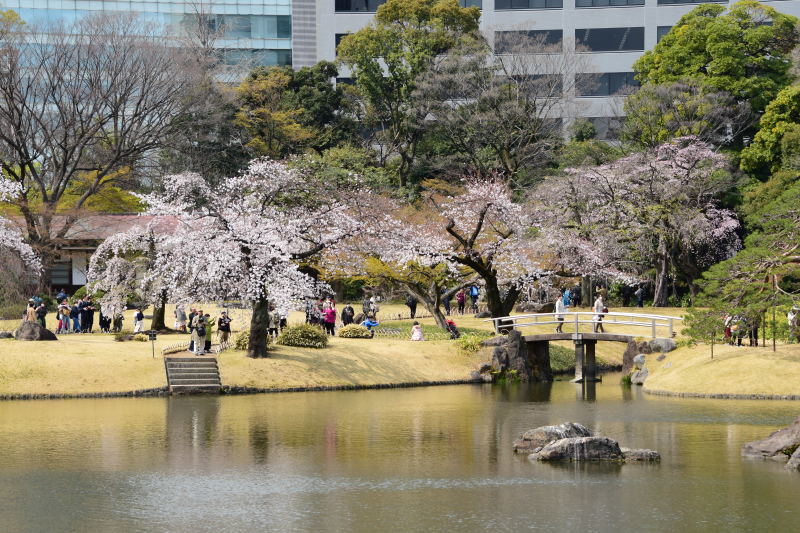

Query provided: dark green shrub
[455,334,486,353]
[338,324,373,338]
[276,324,328,348]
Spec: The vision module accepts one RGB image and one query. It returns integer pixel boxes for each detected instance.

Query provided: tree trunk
[581,276,592,308]
[484,273,508,318]
[409,286,448,330]
[501,285,520,316]
[653,241,670,307]
[248,296,270,358]
[150,290,168,331]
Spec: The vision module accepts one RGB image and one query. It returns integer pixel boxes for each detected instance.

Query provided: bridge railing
[486,311,682,339]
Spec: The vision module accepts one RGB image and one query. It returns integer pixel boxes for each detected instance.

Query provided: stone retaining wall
[0,388,169,401]
[644,388,800,400]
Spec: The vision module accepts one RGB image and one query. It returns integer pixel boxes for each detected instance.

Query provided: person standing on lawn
[405,294,417,319]
[133,308,145,333]
[191,312,207,355]
[456,290,466,315]
[217,312,232,347]
[341,304,355,326]
[322,305,337,335]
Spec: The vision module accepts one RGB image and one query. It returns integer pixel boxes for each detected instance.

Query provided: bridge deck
[524,333,633,343]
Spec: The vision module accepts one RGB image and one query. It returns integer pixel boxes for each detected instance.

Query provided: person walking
[469,285,480,312]
[322,306,336,335]
[268,311,279,338]
[405,294,418,319]
[555,295,566,333]
[217,312,232,347]
[133,308,145,333]
[341,304,355,326]
[593,294,606,333]
[634,286,644,308]
[456,290,466,315]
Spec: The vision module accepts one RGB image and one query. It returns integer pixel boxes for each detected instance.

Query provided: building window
[495,0,563,9]
[511,74,563,97]
[495,30,563,54]
[657,26,673,41]
[576,0,644,6]
[223,49,292,67]
[50,261,71,286]
[460,0,483,7]
[335,0,388,12]
[587,117,622,140]
[576,72,639,96]
[657,0,726,5]
[575,27,644,52]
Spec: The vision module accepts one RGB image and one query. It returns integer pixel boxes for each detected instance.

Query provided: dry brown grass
[644,342,800,396]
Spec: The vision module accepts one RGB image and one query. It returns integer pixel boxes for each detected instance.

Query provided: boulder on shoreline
[14,321,57,341]
[620,447,661,462]
[742,416,800,470]
[513,422,591,453]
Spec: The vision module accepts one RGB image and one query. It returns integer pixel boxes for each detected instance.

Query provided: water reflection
[0,382,798,532]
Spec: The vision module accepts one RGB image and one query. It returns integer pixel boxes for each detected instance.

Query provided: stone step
[167,371,220,378]
[165,357,212,362]
[166,363,218,370]
[170,384,221,394]
[170,378,221,386]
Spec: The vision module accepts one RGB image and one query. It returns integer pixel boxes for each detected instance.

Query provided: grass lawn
[0,302,700,396]
[644,341,800,397]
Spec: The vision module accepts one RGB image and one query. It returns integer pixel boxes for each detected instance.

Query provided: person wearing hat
[217,311,232,347]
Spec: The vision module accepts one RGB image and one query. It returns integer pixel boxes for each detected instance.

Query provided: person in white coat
[554,297,566,333]
[593,295,606,333]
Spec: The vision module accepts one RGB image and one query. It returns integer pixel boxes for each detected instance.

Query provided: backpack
[196,325,206,337]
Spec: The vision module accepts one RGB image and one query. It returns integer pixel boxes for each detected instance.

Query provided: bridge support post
[571,335,601,383]
[527,341,553,382]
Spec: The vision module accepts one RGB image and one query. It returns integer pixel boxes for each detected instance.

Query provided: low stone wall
[644,388,800,400]
[222,378,483,395]
[0,387,169,401]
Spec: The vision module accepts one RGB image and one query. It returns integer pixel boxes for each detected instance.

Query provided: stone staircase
[164,357,222,394]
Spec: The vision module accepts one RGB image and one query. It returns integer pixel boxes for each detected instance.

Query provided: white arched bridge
[486,311,682,383]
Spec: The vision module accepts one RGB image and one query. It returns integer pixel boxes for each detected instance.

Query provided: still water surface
[0,378,799,532]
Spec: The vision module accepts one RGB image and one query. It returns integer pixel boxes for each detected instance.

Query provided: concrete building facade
[310,0,800,138]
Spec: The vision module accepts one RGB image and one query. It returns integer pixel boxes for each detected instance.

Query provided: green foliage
[337,0,480,186]
[621,80,753,148]
[634,1,799,114]
[682,308,725,348]
[337,324,373,338]
[620,374,632,386]
[455,333,485,353]
[236,61,356,158]
[570,120,596,142]
[741,85,800,177]
[695,180,800,320]
[234,330,250,351]
[133,333,148,342]
[276,324,329,349]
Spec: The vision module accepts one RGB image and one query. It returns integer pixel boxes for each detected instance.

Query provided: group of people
[551,289,608,333]
[24,291,123,334]
[180,307,233,355]
[723,314,761,347]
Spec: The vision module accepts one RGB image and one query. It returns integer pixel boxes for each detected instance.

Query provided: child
[410,321,424,341]
[446,319,460,339]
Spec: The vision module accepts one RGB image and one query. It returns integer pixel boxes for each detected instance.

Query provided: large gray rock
[633,354,646,370]
[513,422,592,453]
[515,302,555,314]
[649,338,677,353]
[621,448,661,462]
[529,436,624,462]
[491,329,532,382]
[742,416,800,463]
[787,447,800,471]
[0,331,13,339]
[630,367,649,385]
[474,311,491,319]
[14,321,57,341]
[622,340,652,374]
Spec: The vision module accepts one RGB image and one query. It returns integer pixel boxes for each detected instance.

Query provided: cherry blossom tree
[536,137,742,306]
[0,185,40,310]
[94,158,363,357]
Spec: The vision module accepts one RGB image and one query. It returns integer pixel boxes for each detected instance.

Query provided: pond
[0,378,798,532]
